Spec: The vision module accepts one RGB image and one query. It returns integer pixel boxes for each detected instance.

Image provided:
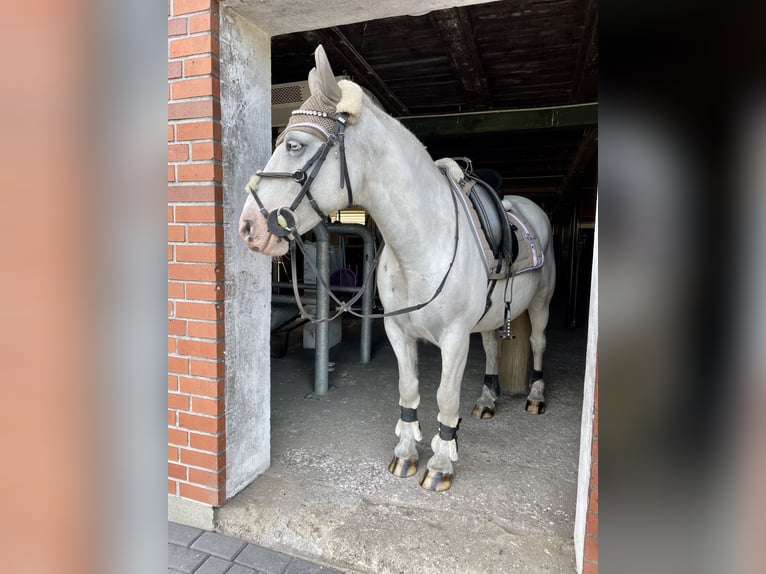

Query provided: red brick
[168,335,177,353]
[188,467,225,488]
[179,413,224,435]
[168,165,176,182]
[168,281,185,299]
[168,263,221,282]
[168,462,187,480]
[169,318,187,335]
[169,355,189,375]
[168,143,189,162]
[168,125,175,142]
[588,487,598,513]
[583,535,598,564]
[168,445,179,461]
[188,320,223,339]
[179,447,225,469]
[173,0,214,16]
[582,560,598,574]
[177,162,222,182]
[192,396,223,416]
[169,34,218,59]
[172,77,219,100]
[179,483,222,506]
[168,244,174,262]
[175,244,223,263]
[168,411,176,426]
[168,479,177,495]
[175,121,221,141]
[186,283,224,302]
[185,56,219,77]
[191,141,221,161]
[179,377,224,397]
[175,301,223,321]
[168,17,187,37]
[169,428,189,446]
[174,205,223,223]
[168,185,222,203]
[168,224,186,242]
[168,60,183,79]
[187,224,223,243]
[168,392,190,411]
[590,462,598,488]
[168,374,179,392]
[190,432,225,453]
[177,338,224,360]
[168,99,218,121]
[190,359,225,379]
[189,12,219,34]
[169,206,174,222]
[586,509,599,537]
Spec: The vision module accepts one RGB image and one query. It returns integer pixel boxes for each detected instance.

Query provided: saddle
[436,158,544,280]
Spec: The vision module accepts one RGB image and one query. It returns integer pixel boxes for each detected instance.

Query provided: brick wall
[168,0,226,506]
[582,376,599,573]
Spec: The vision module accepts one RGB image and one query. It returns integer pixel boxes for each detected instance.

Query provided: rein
[287,175,460,323]
[251,108,461,323]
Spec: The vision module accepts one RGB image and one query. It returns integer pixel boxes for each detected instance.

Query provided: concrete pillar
[220,8,272,500]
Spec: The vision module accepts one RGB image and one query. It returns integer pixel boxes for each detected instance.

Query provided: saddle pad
[507,211,544,275]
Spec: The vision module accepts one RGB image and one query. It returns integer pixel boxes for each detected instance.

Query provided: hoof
[388,455,418,478]
[525,399,546,414]
[471,404,495,419]
[419,469,453,492]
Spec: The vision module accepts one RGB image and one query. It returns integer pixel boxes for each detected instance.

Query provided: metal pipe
[313,224,330,395]
[326,223,375,364]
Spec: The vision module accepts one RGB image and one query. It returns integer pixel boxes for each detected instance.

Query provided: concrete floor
[216,317,586,573]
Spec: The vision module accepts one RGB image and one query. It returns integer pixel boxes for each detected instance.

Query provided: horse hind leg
[525,294,551,415]
[471,330,501,420]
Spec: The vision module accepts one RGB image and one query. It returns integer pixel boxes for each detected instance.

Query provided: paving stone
[195,555,235,574]
[283,558,343,574]
[168,543,207,573]
[191,531,247,561]
[168,522,205,547]
[226,564,258,574]
[235,544,291,574]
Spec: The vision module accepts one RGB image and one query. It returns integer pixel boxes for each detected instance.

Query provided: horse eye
[286,140,303,152]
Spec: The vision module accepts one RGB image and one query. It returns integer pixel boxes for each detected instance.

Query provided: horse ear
[310,45,342,104]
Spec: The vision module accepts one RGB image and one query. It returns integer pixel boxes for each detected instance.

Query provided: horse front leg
[384,318,423,478]
[420,331,470,492]
[471,330,502,419]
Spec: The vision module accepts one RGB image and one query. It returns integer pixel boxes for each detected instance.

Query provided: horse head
[239,45,364,256]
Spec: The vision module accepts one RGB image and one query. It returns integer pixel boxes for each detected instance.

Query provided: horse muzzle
[238,214,289,256]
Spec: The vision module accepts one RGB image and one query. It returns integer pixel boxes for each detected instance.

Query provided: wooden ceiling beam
[429,7,493,109]
[400,103,598,136]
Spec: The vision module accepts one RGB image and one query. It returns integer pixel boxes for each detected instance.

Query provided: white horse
[239,46,556,492]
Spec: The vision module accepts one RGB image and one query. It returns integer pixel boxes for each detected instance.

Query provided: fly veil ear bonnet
[276,45,364,146]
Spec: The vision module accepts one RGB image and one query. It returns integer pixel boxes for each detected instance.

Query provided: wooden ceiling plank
[429,7,493,109]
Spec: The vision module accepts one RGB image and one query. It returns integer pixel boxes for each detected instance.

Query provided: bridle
[246,106,461,323]
[247,110,353,238]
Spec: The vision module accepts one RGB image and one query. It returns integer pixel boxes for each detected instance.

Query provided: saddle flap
[466,177,514,262]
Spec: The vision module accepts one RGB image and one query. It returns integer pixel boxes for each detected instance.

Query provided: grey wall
[220,8,272,500]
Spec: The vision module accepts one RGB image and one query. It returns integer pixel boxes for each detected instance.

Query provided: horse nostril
[239,219,254,242]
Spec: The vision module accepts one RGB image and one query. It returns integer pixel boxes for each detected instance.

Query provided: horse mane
[359,93,442,177]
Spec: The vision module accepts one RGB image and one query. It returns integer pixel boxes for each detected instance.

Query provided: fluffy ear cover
[336,80,364,123]
[434,158,464,182]
[246,174,261,194]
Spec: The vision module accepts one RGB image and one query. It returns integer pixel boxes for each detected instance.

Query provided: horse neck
[354,120,455,265]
